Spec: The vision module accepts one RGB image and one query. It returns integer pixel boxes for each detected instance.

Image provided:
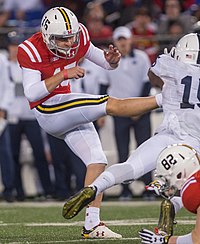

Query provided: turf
[0,201,195,243]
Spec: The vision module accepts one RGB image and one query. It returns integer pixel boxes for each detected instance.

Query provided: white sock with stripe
[84,207,100,230]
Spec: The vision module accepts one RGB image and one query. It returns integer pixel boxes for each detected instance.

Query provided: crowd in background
[0,0,200,202]
[1,0,200,54]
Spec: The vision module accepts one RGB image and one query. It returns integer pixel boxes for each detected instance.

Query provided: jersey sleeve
[85,42,114,70]
[150,55,176,79]
[17,44,37,70]
[17,43,50,102]
[79,23,90,43]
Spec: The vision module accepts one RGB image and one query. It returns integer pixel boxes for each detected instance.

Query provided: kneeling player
[139,144,200,244]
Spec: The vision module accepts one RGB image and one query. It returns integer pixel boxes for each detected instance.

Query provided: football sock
[84,206,100,230]
[93,163,135,195]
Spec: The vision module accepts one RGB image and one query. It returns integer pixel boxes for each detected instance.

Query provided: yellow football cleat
[157,199,176,236]
[62,186,97,219]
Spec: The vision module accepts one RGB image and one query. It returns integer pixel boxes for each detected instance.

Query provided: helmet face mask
[173,33,200,66]
[155,144,200,198]
[154,175,178,199]
[48,31,80,58]
[41,7,80,59]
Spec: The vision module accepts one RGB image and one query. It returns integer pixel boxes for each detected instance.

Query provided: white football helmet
[155,144,200,197]
[41,7,80,59]
[173,33,200,66]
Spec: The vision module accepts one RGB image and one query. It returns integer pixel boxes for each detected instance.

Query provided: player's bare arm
[104,44,121,68]
[148,69,164,89]
[45,66,85,93]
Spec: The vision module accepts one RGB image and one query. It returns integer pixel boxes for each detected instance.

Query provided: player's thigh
[64,122,108,167]
[34,93,108,137]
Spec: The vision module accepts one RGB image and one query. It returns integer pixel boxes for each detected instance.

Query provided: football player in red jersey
[17,7,161,239]
[139,144,200,244]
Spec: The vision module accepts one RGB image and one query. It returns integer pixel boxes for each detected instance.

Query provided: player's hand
[146,179,165,196]
[67,66,85,79]
[104,44,121,68]
[139,229,170,244]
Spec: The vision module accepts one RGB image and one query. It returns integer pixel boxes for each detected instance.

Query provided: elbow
[24,89,39,102]
[24,81,49,102]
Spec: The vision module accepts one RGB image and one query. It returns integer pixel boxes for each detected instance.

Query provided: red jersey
[181,170,200,214]
[17,23,90,109]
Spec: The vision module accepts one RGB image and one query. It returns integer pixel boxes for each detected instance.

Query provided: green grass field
[0,200,195,243]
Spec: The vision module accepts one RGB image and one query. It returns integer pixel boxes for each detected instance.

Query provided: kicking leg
[106,95,159,117]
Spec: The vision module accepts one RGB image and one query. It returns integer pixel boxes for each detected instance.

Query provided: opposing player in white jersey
[63,33,200,230]
[17,7,161,239]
